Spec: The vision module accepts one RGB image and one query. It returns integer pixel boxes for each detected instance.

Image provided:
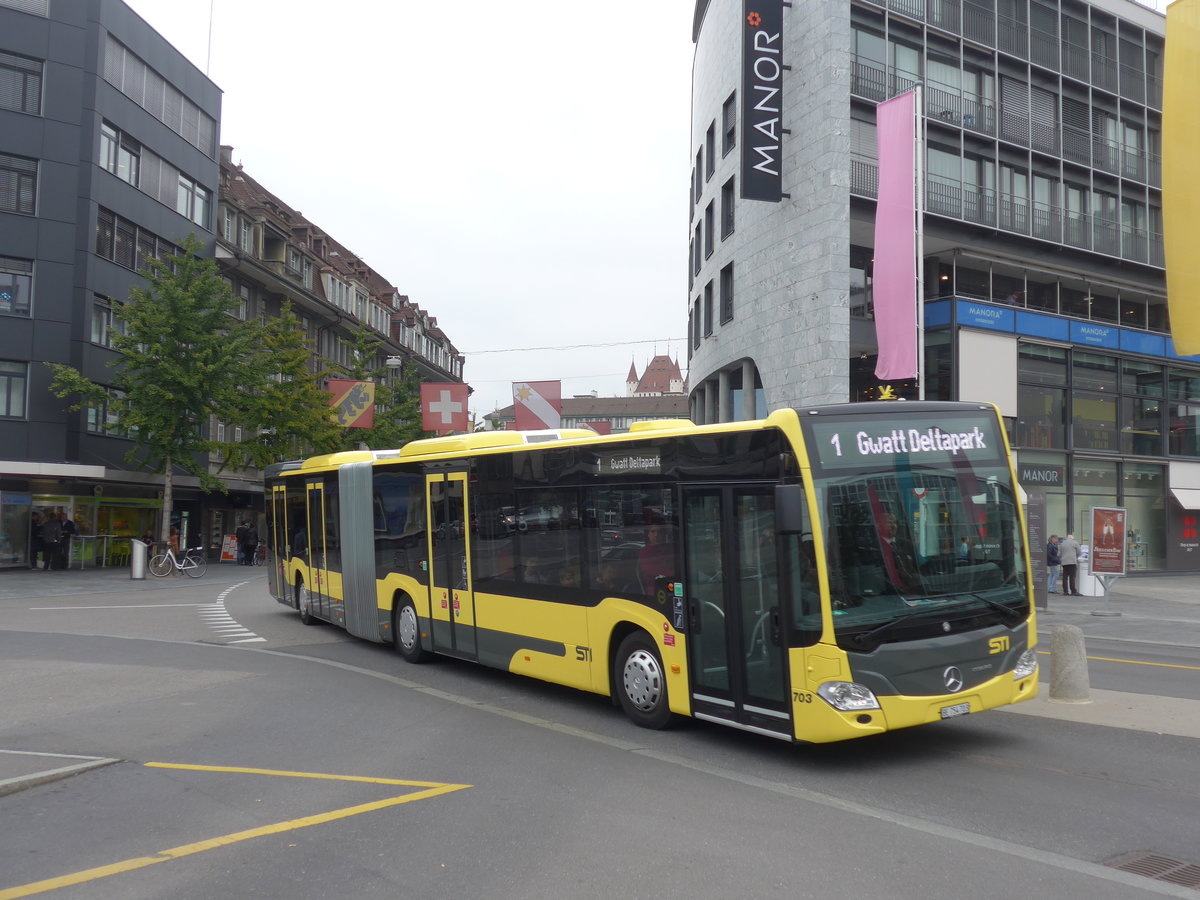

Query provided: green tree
[47,234,316,543]
[219,302,344,469]
[331,322,431,450]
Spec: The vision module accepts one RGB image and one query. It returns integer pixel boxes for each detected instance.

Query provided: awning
[1170,488,1200,510]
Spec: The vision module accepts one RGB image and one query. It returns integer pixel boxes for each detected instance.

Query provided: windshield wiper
[960,591,1025,626]
[843,607,948,650]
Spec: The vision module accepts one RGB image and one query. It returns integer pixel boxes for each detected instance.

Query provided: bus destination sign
[807,415,1004,471]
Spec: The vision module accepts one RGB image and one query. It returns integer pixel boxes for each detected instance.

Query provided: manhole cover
[1111,853,1200,889]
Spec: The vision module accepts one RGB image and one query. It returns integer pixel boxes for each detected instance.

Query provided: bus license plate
[940,702,971,719]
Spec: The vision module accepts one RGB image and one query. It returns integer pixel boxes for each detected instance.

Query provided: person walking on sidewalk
[39,511,62,571]
[1059,532,1081,595]
[1047,534,1061,593]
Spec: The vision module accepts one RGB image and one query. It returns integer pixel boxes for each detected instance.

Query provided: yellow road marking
[0,763,471,900]
[1037,649,1200,672]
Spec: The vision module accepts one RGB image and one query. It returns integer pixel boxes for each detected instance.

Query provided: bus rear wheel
[615,632,672,729]
[394,597,430,663]
[296,577,318,626]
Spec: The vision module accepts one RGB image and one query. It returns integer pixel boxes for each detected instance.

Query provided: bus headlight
[817,681,881,711]
[1013,649,1037,680]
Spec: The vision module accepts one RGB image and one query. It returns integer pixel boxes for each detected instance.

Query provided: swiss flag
[420,382,470,435]
[512,381,562,430]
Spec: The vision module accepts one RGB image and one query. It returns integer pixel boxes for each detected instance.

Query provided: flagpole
[915,84,926,401]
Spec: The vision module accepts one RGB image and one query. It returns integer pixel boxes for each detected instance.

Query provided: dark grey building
[0,0,221,567]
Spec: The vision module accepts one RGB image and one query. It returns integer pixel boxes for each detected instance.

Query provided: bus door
[425,471,478,661]
[304,481,333,621]
[269,483,287,597]
[683,486,792,739]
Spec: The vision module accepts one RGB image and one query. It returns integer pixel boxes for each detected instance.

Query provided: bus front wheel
[615,632,672,729]
[394,597,431,663]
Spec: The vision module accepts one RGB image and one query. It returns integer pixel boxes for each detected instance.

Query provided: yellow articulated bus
[263,401,1037,743]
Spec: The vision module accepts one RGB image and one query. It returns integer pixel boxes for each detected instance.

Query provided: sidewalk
[0,559,259,601]
[1036,574,1200,649]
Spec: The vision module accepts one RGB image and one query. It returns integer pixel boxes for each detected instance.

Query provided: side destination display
[805,413,1006,471]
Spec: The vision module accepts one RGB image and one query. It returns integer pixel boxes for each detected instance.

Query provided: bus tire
[296,577,318,626]
[615,632,672,729]
[394,597,431,663]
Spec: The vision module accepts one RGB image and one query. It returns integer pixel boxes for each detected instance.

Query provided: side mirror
[775,484,805,535]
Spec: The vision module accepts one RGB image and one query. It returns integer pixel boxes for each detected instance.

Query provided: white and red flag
[420,382,470,435]
[512,381,562,430]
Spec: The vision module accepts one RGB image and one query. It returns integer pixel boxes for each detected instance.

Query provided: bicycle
[251,543,266,566]
[148,545,208,578]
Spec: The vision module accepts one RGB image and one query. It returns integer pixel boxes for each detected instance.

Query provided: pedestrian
[241,520,259,567]
[1059,532,1081,595]
[29,512,43,569]
[57,511,76,570]
[235,520,249,565]
[39,511,62,571]
[1046,534,1061,593]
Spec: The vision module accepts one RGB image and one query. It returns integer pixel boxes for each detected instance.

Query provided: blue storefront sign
[1070,321,1119,349]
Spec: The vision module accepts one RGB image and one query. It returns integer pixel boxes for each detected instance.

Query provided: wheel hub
[623,649,663,711]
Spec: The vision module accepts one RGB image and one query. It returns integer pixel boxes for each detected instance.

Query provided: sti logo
[988,636,1010,654]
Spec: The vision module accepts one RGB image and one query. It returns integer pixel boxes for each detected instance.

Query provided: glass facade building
[687,0,1200,572]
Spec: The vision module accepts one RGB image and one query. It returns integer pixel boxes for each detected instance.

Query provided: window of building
[693,223,702,275]
[1017,383,1067,448]
[239,217,253,253]
[1073,392,1117,451]
[86,389,134,438]
[704,202,714,259]
[176,174,209,227]
[0,256,32,317]
[694,149,703,202]
[103,35,216,159]
[0,152,37,214]
[99,122,140,186]
[703,281,714,337]
[0,49,43,115]
[0,360,27,418]
[721,177,735,238]
[692,298,701,350]
[91,295,126,347]
[1018,343,1067,385]
[722,92,736,155]
[705,121,715,181]
[719,264,734,324]
[1121,395,1163,455]
[95,208,178,271]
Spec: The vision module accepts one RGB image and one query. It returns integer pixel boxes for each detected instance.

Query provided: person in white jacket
[1058,533,1081,595]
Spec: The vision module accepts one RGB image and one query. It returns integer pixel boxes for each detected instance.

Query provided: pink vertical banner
[873,90,918,381]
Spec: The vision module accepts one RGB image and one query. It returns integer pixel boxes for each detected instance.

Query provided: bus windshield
[801,408,1028,650]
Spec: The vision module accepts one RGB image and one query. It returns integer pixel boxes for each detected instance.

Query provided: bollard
[129,538,147,581]
[1048,624,1091,703]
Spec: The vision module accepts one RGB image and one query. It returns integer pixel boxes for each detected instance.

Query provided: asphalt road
[1,568,1198,899]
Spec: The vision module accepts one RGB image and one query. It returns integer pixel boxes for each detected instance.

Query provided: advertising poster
[1090,506,1127,576]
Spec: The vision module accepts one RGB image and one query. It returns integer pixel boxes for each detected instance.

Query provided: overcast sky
[122,0,696,419]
